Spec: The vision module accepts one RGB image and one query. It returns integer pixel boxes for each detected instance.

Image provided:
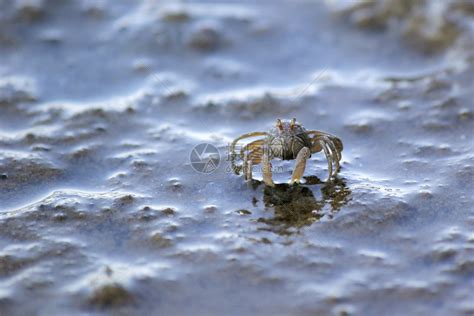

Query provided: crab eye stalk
[290,118,296,129]
[276,118,283,130]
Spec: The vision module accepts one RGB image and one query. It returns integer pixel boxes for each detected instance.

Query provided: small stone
[38,29,63,44]
[236,209,251,215]
[186,23,221,51]
[15,0,45,21]
[161,207,176,216]
[167,178,183,192]
[458,108,473,121]
[150,233,173,248]
[398,101,412,110]
[162,9,190,22]
[417,190,433,199]
[53,212,67,221]
[132,58,152,73]
[89,283,134,308]
[117,195,134,205]
[204,205,218,213]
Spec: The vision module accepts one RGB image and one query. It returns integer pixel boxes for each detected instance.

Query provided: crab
[230,118,343,186]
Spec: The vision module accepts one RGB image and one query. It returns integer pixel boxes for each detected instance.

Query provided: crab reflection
[257,176,351,234]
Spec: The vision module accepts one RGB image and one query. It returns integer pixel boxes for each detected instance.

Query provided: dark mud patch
[88,283,136,309]
[0,0,473,315]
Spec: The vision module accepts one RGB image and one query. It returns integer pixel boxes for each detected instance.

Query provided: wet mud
[0,0,473,315]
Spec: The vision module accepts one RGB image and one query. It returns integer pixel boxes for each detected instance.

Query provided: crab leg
[243,151,250,180]
[307,130,342,151]
[330,137,343,162]
[310,140,322,154]
[290,147,310,184]
[307,130,338,139]
[332,135,344,152]
[242,142,264,168]
[307,131,328,154]
[240,139,265,158]
[230,132,268,154]
[314,132,342,149]
[308,130,343,179]
[320,140,333,180]
[243,143,266,180]
[247,159,253,180]
[324,137,340,172]
[262,149,274,187]
[244,152,253,180]
[230,132,268,174]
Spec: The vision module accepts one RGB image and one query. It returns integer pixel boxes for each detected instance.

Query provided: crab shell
[267,119,312,160]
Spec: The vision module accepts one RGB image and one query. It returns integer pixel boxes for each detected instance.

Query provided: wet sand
[1,0,473,315]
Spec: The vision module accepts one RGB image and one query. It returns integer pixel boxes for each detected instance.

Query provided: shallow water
[1,0,473,315]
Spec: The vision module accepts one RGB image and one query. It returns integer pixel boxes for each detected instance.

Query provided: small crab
[230,118,343,186]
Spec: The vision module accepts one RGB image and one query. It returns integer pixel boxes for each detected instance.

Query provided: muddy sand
[0,1,473,315]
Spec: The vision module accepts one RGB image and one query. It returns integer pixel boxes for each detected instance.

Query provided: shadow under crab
[257,177,352,235]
